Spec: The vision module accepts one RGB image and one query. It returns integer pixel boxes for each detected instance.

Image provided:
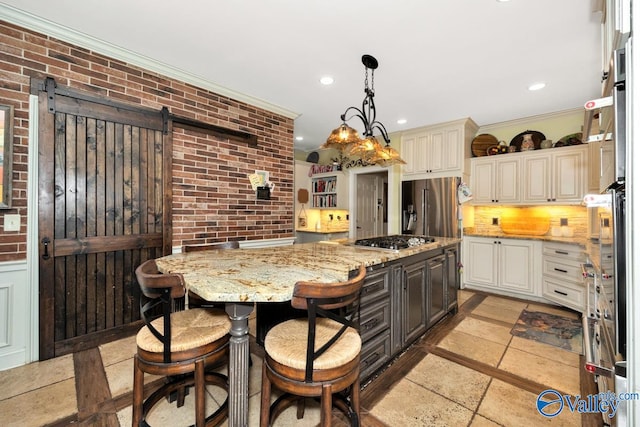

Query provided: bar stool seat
[264,318,361,372]
[137,309,230,354]
[133,259,231,427]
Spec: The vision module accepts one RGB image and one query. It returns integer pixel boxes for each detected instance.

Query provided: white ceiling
[2,0,603,152]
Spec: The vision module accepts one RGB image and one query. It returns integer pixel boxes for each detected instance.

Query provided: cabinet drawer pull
[555,250,569,255]
[362,318,380,331]
[553,289,568,296]
[554,267,568,273]
[362,352,381,369]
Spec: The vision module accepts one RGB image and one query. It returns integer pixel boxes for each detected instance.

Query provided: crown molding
[1,4,299,120]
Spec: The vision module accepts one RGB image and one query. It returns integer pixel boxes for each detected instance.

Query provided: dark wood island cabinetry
[359,243,459,383]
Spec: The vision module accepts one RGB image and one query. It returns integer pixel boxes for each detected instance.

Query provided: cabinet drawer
[360,298,391,343]
[361,267,391,305]
[542,258,583,284]
[360,331,392,382]
[542,243,584,262]
[542,277,586,312]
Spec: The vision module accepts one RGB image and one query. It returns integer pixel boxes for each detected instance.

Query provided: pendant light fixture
[322,54,405,167]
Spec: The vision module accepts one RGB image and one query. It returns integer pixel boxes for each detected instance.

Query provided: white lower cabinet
[463,236,541,298]
[541,242,586,312]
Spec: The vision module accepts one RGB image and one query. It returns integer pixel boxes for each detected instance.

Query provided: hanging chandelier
[322,54,405,167]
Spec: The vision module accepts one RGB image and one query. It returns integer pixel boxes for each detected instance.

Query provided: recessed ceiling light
[496,0,511,2]
[397,119,407,125]
[320,76,334,85]
[528,82,546,91]
[295,136,304,141]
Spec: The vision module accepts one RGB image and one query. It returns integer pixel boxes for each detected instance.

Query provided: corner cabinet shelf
[400,118,478,180]
[311,172,348,209]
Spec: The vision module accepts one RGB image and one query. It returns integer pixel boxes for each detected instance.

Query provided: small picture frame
[255,170,269,186]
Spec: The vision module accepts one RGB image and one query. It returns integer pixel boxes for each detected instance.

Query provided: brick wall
[0,21,294,261]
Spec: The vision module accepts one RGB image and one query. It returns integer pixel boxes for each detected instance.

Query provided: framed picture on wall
[0,104,14,209]
[255,170,269,186]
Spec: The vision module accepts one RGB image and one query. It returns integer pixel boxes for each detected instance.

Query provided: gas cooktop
[353,235,436,252]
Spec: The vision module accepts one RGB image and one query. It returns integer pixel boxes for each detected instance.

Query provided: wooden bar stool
[259,264,366,426]
[133,259,231,427]
[182,241,240,310]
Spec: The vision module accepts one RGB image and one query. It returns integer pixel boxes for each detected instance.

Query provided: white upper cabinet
[471,156,520,204]
[401,118,478,180]
[471,144,588,206]
[521,145,588,204]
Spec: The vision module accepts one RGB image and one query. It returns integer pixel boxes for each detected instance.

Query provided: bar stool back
[260,264,366,426]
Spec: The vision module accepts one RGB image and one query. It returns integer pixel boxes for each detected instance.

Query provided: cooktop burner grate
[353,235,435,250]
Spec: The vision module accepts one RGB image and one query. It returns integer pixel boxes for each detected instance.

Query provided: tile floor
[0,290,599,426]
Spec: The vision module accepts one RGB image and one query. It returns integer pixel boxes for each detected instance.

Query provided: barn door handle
[41,237,50,260]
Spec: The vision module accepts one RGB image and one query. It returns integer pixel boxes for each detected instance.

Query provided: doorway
[354,170,389,238]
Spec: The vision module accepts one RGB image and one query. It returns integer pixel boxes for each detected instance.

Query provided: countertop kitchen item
[509,130,546,151]
[471,133,499,157]
[499,208,551,236]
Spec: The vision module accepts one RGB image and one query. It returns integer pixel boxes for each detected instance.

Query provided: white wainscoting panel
[0,260,29,371]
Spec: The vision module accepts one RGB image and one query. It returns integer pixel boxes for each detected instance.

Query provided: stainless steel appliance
[353,235,435,252]
[401,177,460,238]
[582,42,629,427]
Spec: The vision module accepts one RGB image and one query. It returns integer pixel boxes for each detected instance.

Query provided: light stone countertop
[464,230,586,247]
[155,237,460,303]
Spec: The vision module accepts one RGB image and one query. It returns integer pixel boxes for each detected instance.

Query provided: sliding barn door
[37,81,172,359]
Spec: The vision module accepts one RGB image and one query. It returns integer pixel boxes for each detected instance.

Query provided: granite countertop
[155,237,460,303]
[464,230,586,247]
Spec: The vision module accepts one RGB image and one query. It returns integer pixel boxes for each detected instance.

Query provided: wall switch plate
[4,214,20,232]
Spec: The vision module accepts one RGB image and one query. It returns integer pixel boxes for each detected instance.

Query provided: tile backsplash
[469,205,588,237]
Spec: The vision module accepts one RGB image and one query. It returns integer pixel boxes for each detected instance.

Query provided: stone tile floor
[0,290,599,426]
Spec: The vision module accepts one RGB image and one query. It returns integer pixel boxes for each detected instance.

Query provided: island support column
[225,303,254,427]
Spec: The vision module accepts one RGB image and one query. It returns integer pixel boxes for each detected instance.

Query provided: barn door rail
[167,110,258,147]
[33,77,258,147]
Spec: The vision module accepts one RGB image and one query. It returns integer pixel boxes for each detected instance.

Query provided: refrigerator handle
[422,188,428,236]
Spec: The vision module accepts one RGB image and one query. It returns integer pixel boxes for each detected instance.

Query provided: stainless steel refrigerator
[401,177,460,238]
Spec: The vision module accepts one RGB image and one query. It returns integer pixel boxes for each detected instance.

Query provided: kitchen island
[156,237,460,302]
[155,237,460,426]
